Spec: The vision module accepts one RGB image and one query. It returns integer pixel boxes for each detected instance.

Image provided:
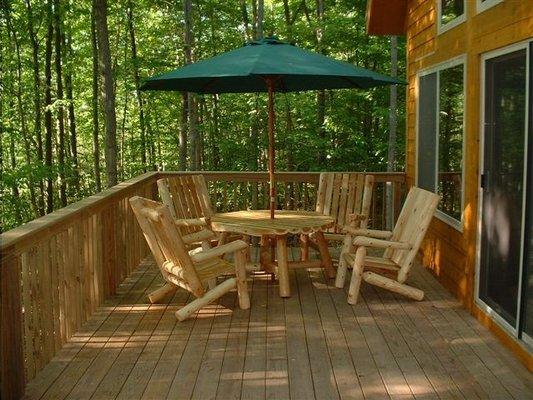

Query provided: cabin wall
[405,0,533,366]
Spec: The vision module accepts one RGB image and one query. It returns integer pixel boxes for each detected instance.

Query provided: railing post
[393,179,404,223]
[1,252,26,399]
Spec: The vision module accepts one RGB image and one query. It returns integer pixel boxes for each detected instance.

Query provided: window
[417,59,465,226]
[438,0,466,33]
[477,0,503,14]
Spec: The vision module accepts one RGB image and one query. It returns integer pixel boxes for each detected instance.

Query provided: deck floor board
[23,249,533,400]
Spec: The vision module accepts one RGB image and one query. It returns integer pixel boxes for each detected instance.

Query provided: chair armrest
[191,240,248,263]
[343,226,393,239]
[182,229,216,245]
[352,236,412,250]
[174,217,208,227]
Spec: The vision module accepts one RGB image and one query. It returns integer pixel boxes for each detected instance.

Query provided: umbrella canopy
[141,37,403,218]
[141,37,402,93]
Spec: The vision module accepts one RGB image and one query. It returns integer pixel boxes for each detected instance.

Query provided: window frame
[476,0,504,15]
[415,55,467,231]
[437,0,467,35]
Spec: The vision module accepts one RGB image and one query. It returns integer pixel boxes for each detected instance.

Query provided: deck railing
[0,170,405,398]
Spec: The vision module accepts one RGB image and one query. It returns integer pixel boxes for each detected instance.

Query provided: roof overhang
[366,0,408,36]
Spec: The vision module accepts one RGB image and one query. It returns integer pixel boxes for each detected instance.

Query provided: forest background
[0,0,405,232]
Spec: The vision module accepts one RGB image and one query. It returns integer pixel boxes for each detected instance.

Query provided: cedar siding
[400,0,533,369]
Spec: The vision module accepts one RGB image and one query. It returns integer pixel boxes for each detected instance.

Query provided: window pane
[417,73,437,192]
[438,64,464,221]
[441,0,464,25]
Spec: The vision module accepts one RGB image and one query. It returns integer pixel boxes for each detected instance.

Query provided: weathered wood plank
[22,253,533,400]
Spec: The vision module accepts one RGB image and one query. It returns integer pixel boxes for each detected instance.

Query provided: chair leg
[176,278,236,321]
[148,282,177,304]
[347,246,366,305]
[335,233,353,288]
[363,272,424,301]
[235,248,250,310]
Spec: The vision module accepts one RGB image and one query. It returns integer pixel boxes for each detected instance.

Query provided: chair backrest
[315,173,374,233]
[157,175,213,234]
[129,196,204,296]
[385,187,440,282]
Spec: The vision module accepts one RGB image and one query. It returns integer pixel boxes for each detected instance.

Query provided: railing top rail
[0,170,406,253]
[0,171,158,253]
[160,170,406,183]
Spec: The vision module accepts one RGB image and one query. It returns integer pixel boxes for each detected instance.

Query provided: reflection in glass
[480,49,526,326]
[441,0,464,25]
[438,65,464,221]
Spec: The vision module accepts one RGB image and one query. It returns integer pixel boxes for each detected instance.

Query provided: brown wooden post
[1,251,26,399]
[393,180,403,224]
[102,206,117,296]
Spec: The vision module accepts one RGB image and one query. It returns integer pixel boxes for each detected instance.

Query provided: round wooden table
[211,210,335,297]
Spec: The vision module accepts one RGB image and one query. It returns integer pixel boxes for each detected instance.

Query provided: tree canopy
[0,0,405,232]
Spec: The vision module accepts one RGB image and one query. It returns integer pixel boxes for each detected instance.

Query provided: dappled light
[21,253,532,399]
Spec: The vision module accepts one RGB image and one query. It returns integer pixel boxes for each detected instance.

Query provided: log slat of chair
[303,173,374,265]
[304,173,374,284]
[339,187,439,304]
[158,174,238,248]
[129,196,250,321]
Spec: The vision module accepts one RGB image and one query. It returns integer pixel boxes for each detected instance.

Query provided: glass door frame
[475,39,531,341]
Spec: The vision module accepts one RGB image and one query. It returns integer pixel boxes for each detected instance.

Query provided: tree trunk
[179,92,188,170]
[24,0,45,215]
[256,0,264,39]
[127,0,148,172]
[184,0,199,170]
[94,0,118,187]
[64,31,80,194]
[54,0,67,207]
[240,0,252,42]
[386,36,398,229]
[283,0,293,40]
[4,2,39,217]
[9,129,23,225]
[211,94,220,169]
[44,0,54,213]
[315,0,327,166]
[91,3,102,192]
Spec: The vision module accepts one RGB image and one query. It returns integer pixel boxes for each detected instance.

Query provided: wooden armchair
[157,174,218,248]
[302,173,374,265]
[337,187,439,304]
[129,196,250,321]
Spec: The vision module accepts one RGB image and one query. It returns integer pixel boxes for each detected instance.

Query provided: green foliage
[0,0,405,232]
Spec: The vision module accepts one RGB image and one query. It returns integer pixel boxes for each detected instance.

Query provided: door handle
[480,171,490,190]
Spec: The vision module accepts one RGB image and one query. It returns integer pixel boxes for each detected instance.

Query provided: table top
[211,210,334,236]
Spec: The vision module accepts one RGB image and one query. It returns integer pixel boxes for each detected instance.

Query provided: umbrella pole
[267,78,276,219]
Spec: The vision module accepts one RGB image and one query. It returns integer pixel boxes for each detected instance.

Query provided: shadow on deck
[24,248,533,399]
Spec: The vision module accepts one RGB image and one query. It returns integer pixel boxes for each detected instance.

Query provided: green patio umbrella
[141,37,402,218]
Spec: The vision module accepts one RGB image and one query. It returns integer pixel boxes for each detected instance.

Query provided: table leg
[260,235,270,268]
[300,234,309,261]
[276,235,290,297]
[315,230,336,279]
[242,235,251,262]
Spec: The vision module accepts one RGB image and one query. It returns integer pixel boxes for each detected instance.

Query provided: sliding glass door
[478,42,531,346]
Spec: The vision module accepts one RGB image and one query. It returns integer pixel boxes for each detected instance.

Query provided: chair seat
[344,253,399,271]
[195,258,235,282]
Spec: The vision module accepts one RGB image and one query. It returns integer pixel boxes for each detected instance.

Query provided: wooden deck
[24,248,533,400]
